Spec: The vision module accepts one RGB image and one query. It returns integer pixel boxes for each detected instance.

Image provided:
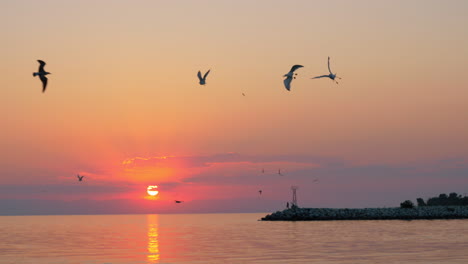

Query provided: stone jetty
[261,206,468,221]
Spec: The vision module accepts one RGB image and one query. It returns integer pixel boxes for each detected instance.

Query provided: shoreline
[261,206,468,221]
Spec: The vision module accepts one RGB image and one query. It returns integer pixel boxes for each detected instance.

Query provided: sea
[0,213,467,264]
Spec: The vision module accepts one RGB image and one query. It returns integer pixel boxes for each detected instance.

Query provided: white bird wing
[327,57,332,74]
[311,75,329,79]
[37,60,46,72]
[197,71,202,81]
[283,76,292,91]
[40,75,48,92]
[290,65,304,73]
[203,69,210,80]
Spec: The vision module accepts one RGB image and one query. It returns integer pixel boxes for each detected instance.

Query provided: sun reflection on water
[147,214,160,263]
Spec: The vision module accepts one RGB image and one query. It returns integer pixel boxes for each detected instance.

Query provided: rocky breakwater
[261,206,468,221]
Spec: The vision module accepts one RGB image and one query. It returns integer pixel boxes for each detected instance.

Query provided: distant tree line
[400,193,468,208]
[418,193,468,206]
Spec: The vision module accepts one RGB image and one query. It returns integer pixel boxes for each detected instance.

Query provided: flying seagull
[311,57,341,84]
[259,190,262,195]
[175,200,183,203]
[197,69,211,85]
[278,169,283,176]
[33,60,50,92]
[283,65,303,91]
[77,174,84,182]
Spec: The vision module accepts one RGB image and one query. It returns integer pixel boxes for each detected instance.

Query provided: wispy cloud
[2,152,467,214]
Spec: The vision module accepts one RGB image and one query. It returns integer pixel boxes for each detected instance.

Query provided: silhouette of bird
[259,190,262,195]
[175,200,183,203]
[242,93,245,96]
[311,57,341,84]
[77,174,84,181]
[197,69,211,85]
[283,65,303,91]
[313,178,319,183]
[261,168,265,173]
[33,60,51,92]
[278,169,283,176]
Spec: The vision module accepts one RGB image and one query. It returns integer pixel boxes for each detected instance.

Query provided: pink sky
[1,0,468,214]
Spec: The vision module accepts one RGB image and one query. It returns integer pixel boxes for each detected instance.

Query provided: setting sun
[147,186,159,196]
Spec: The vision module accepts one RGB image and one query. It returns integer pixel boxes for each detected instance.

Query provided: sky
[1,0,468,215]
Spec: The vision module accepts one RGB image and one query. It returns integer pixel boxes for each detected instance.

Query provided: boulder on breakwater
[261,206,468,221]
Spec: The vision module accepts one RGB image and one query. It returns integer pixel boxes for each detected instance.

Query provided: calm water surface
[0,213,467,264]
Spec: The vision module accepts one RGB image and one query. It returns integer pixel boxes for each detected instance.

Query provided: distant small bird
[77,174,84,181]
[175,200,183,203]
[242,93,245,96]
[197,69,211,85]
[261,168,265,173]
[313,178,319,183]
[259,190,262,195]
[311,57,341,84]
[278,169,283,176]
[33,60,51,92]
[283,65,303,91]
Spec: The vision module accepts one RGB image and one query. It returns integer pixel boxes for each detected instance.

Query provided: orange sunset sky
[1,0,468,214]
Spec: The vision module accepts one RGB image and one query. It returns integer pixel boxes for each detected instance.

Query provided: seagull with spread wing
[33,60,51,92]
[77,174,84,182]
[311,57,341,84]
[197,69,211,85]
[283,65,303,91]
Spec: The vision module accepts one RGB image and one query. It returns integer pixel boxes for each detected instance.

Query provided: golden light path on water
[147,214,160,262]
